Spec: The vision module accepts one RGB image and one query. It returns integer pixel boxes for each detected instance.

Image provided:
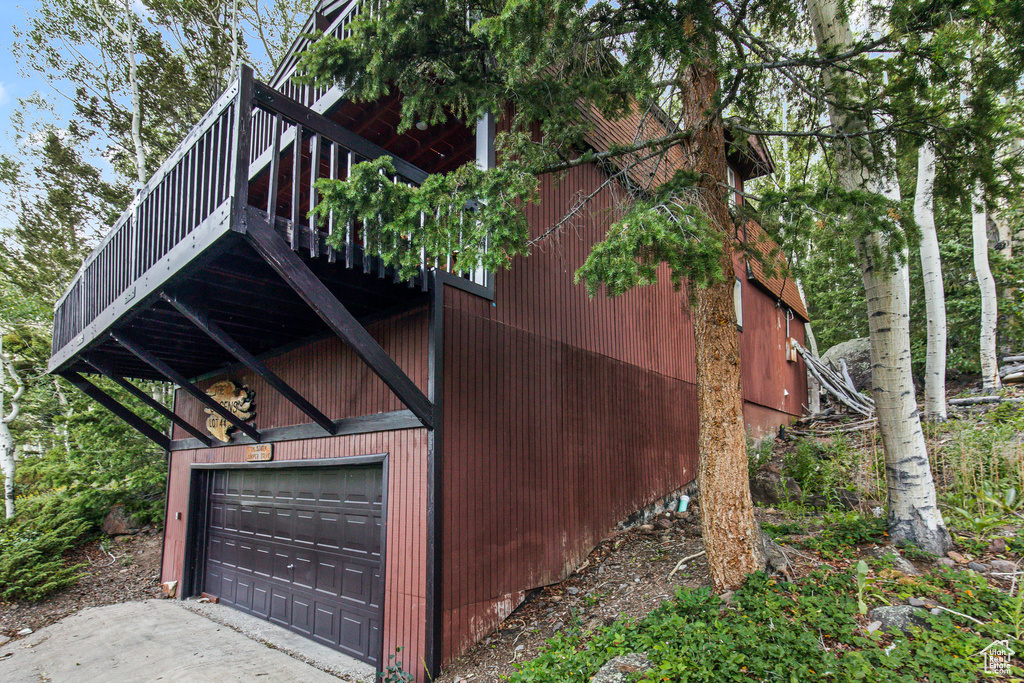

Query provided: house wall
[438,158,808,665]
[171,308,429,438]
[162,307,431,672]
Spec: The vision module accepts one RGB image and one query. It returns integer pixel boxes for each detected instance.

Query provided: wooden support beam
[245,211,434,428]
[61,371,170,450]
[110,330,263,442]
[83,356,213,446]
[161,291,337,435]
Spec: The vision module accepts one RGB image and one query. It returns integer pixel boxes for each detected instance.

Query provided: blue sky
[0,3,54,150]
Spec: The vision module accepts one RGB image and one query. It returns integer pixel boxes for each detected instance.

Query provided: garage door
[202,465,383,666]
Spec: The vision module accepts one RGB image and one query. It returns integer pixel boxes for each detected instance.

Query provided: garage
[197,462,385,666]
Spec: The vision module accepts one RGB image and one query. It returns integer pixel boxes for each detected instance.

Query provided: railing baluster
[290,123,303,251]
[267,113,283,228]
[346,151,354,269]
[327,140,337,263]
[309,132,321,258]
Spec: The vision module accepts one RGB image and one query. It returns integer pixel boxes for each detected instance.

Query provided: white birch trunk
[95,0,147,184]
[807,0,950,554]
[915,144,947,420]
[973,186,1001,391]
[0,343,25,520]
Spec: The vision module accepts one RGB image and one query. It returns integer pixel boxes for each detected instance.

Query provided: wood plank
[61,371,170,450]
[244,211,434,428]
[83,355,212,446]
[161,290,336,435]
[110,330,263,442]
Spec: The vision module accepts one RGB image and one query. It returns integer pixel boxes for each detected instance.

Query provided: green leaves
[575,197,725,298]
[314,156,538,279]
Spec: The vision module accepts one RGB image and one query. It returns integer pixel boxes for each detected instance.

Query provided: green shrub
[800,511,887,559]
[0,494,89,601]
[507,569,1019,682]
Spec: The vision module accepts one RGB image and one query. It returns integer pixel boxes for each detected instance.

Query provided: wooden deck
[49,61,484,387]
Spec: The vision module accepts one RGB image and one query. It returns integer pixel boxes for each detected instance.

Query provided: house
[47,1,808,679]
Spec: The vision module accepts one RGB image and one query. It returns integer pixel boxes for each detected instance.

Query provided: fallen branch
[948,396,1024,406]
[669,550,706,578]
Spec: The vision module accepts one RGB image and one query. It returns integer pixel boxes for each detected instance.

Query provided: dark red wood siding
[171,308,428,439]
[439,158,807,664]
[163,307,431,673]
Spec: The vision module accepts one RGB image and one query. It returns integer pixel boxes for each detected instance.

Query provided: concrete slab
[0,600,376,683]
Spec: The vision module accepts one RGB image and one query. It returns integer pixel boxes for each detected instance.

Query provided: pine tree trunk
[807,0,951,554]
[915,144,947,420]
[684,62,765,590]
[973,187,1001,391]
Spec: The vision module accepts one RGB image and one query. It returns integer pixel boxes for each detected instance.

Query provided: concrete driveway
[0,600,375,683]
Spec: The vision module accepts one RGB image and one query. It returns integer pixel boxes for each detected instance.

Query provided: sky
[0,4,42,153]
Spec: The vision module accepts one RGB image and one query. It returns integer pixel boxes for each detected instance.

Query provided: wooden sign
[246,444,273,462]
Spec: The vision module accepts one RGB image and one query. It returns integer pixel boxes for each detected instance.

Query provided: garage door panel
[202,464,384,666]
[341,562,373,607]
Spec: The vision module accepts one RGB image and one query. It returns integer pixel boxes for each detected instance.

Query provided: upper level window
[727,166,738,207]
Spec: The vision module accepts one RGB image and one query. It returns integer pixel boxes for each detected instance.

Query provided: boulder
[991,559,1018,574]
[101,505,141,536]
[867,605,929,634]
[821,338,872,393]
[590,654,651,683]
[870,548,919,576]
[749,452,802,507]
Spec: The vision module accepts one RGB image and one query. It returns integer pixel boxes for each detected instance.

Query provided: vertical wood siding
[171,308,428,438]
[163,428,429,675]
[439,156,807,664]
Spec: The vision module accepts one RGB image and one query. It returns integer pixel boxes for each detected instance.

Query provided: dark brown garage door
[202,465,383,666]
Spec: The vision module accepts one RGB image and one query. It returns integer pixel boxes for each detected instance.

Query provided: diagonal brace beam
[83,356,213,447]
[61,371,170,450]
[161,290,336,435]
[110,331,262,442]
[245,212,434,428]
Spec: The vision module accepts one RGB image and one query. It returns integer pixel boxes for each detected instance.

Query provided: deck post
[244,210,435,429]
[83,356,213,446]
[230,65,255,232]
[60,371,170,450]
[161,290,337,435]
[110,331,262,442]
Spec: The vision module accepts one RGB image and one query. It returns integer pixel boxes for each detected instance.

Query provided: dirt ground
[0,529,164,639]
[434,506,828,683]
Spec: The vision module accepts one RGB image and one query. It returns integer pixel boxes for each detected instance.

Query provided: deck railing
[51,59,488,363]
[52,78,246,356]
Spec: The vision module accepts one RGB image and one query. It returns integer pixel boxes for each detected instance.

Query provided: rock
[638,524,655,533]
[835,489,861,511]
[567,587,579,595]
[991,559,1018,574]
[161,580,178,599]
[654,517,673,530]
[946,551,967,564]
[871,548,919,576]
[749,451,803,507]
[590,653,652,683]
[968,562,989,573]
[0,635,9,646]
[865,620,883,633]
[821,338,872,392]
[908,597,931,608]
[936,557,956,569]
[17,628,32,636]
[101,504,141,536]
[989,538,1008,554]
[867,605,929,634]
